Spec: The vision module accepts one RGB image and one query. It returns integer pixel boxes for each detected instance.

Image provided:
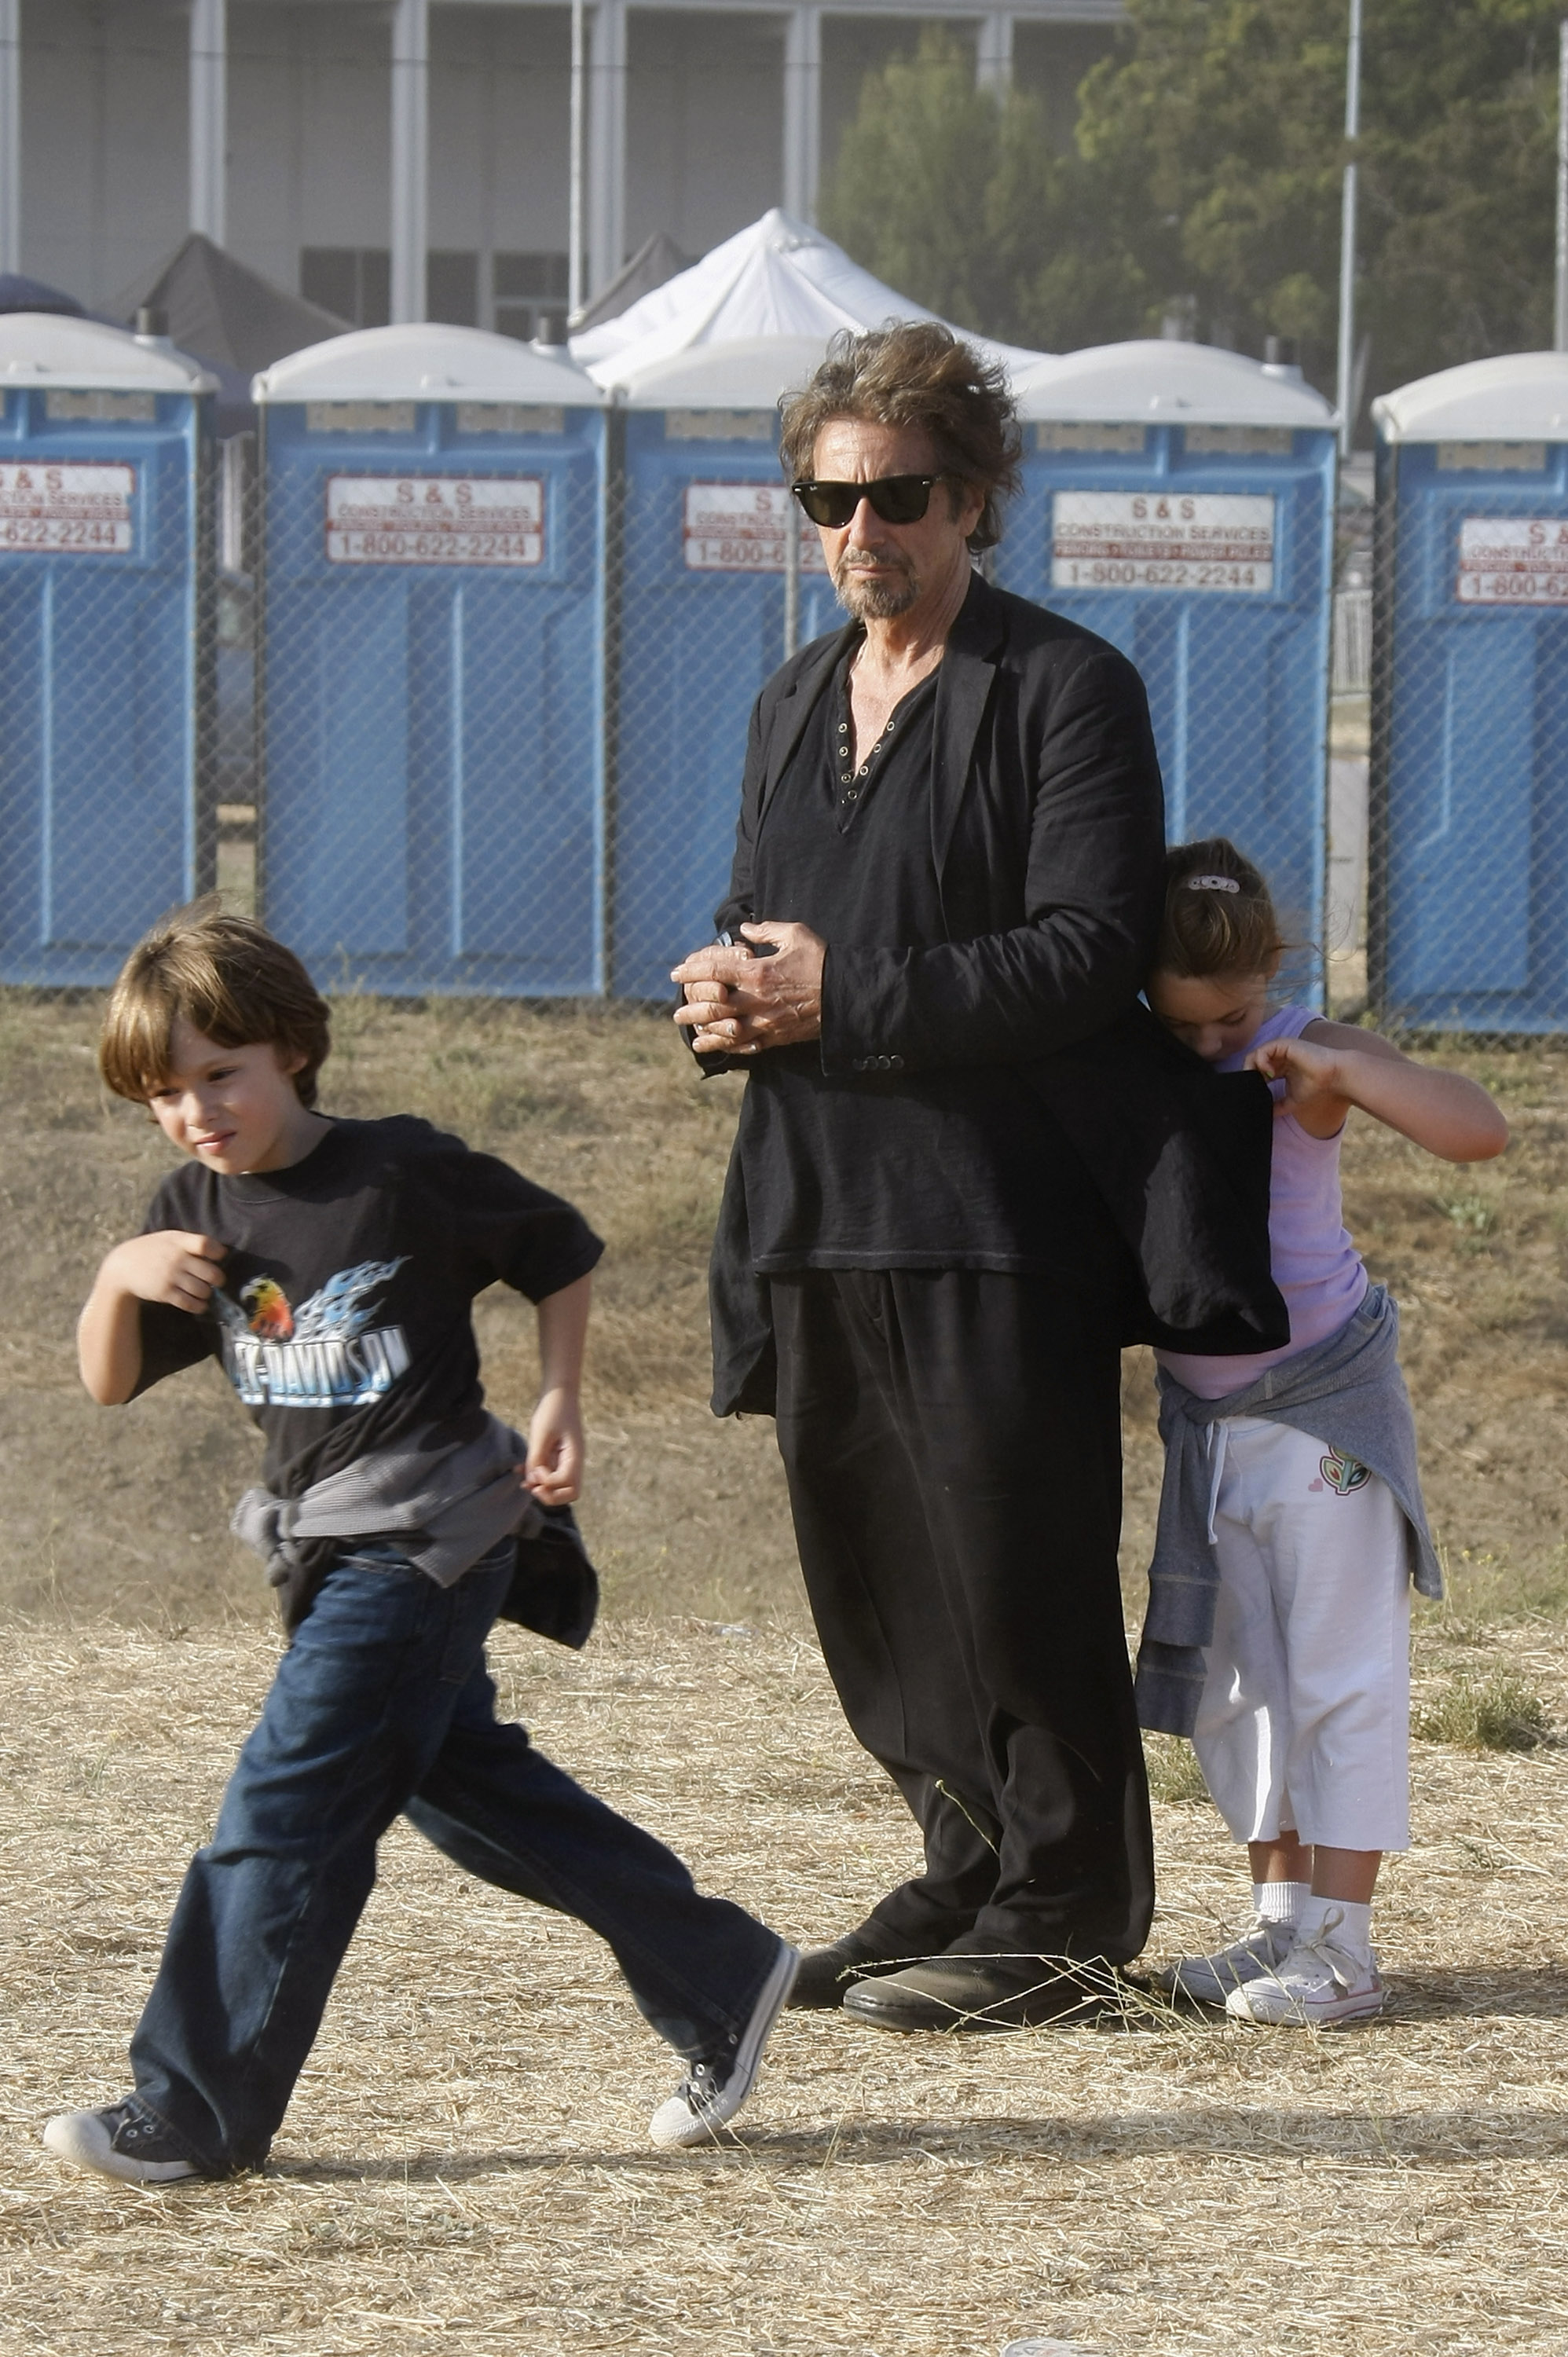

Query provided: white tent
[572,208,1042,393]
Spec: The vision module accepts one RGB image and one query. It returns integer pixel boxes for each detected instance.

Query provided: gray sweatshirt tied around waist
[231,1413,541,1605]
[1134,1284,1442,1739]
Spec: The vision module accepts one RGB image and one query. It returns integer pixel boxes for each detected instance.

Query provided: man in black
[674,323,1280,2031]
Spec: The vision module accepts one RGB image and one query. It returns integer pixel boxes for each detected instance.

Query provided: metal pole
[189,0,228,247]
[0,0,20,277]
[569,0,584,320]
[1556,20,1568,349]
[390,0,429,324]
[1335,0,1364,460]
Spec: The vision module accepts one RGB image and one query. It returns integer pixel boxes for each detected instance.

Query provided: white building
[3,1,1119,330]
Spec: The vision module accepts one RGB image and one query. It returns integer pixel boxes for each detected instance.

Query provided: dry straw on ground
[2,992,1565,1630]
[2,991,1566,2352]
[5,1616,1568,2356]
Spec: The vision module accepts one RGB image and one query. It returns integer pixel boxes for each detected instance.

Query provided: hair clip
[1185,874,1241,893]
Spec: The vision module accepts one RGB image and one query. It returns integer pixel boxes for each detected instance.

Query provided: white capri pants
[1192,1416,1412,1853]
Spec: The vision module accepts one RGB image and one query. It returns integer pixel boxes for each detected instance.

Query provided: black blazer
[704,573,1287,1413]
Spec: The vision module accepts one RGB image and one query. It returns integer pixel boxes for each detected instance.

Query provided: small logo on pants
[1319,1447,1371,1497]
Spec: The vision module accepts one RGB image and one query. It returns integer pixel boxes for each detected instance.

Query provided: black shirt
[737,651,1115,1274]
[135,1116,603,1496]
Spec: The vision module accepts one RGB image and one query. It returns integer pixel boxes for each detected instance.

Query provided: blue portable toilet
[1002,342,1339,986]
[252,324,608,997]
[609,335,843,999]
[0,312,214,983]
[1370,353,1568,1032]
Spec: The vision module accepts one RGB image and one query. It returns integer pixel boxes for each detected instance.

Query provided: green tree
[1074,0,1562,397]
[819,2,1565,409]
[818,28,1149,351]
[817,29,1046,335]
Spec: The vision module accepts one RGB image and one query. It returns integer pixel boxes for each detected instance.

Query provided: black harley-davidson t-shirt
[134,1116,602,1497]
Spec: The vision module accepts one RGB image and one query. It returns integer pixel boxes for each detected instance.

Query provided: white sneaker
[649,1941,799,2149]
[1225,1912,1384,2026]
[1156,1914,1292,2005]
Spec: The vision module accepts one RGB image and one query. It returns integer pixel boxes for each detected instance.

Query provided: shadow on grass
[1387,1966,1568,2020]
[278,2093,1568,2184]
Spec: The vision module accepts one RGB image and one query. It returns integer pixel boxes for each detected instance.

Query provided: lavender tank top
[1156,1004,1369,1401]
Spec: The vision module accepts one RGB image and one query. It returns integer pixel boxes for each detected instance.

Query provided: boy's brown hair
[1154,837,1286,983]
[100,899,332,1108]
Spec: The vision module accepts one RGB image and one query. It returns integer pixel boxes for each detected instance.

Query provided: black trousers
[771,1267,1155,1964]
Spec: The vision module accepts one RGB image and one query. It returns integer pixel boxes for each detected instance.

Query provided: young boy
[44,901,797,2184]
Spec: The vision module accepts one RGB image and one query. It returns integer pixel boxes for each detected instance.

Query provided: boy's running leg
[405,1662,796,2143]
[49,1545,517,2180]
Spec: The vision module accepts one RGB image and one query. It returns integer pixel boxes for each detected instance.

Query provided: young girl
[1139,838,1508,2025]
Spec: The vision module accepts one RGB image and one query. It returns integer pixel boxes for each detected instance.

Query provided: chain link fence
[1367,439,1568,1038]
[2,409,1554,1044]
[211,416,841,1007]
[993,422,1342,1016]
[0,382,216,986]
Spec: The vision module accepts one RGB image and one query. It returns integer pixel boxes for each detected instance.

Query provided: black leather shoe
[840,1952,1120,2033]
[788,1930,925,2011]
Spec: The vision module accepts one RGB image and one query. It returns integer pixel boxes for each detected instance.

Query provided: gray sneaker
[1156,1915,1294,2005]
[649,1941,799,2149]
[43,2100,203,2185]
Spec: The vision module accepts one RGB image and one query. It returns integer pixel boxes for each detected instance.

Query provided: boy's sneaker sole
[650,1941,800,2149]
[43,2102,202,2185]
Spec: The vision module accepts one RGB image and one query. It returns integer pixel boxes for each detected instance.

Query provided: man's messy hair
[99,898,332,1108]
[778,320,1024,552]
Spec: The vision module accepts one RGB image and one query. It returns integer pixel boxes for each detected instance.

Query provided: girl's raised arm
[1247,1021,1509,1162]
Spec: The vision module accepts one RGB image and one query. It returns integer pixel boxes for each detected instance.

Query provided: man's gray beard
[833,550,920,619]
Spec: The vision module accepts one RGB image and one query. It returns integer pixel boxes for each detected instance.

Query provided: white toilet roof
[1373,352,1568,442]
[254,323,605,405]
[1013,339,1337,429]
[0,312,215,393]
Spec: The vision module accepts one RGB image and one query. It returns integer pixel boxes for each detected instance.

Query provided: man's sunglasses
[790,474,944,529]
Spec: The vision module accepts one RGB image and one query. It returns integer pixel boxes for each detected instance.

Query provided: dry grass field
[5,1617,1568,2356]
[2,988,1566,2354]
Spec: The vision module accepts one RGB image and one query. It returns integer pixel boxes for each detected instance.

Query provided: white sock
[1252,1879,1309,1930]
[1298,1893,1375,1967]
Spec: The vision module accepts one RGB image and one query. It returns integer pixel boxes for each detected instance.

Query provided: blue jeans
[129,1543,781,2173]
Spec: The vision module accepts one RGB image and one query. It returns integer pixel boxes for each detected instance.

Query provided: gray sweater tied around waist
[1134,1284,1442,1739]
[232,1414,540,1611]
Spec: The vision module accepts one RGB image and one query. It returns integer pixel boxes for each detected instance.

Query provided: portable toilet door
[1002,342,1339,992]
[1370,354,1568,1032]
[608,336,841,999]
[252,326,608,996]
[0,313,215,983]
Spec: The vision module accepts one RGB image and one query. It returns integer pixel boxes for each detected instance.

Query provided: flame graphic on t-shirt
[240,1276,294,1341]
[212,1259,411,1410]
